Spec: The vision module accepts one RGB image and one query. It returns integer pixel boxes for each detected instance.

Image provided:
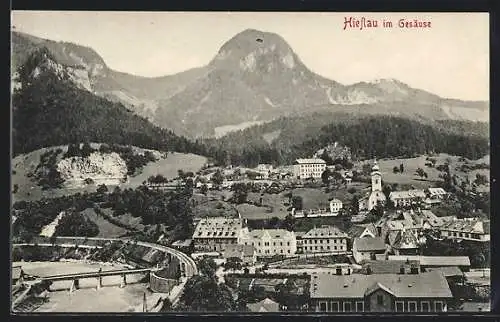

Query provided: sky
[12,11,489,101]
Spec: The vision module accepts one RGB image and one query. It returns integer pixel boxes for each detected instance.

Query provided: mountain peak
[210,28,297,72]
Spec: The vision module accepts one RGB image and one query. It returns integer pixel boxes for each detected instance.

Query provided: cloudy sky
[12,11,489,101]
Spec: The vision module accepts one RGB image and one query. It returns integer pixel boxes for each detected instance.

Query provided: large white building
[359,160,386,211]
[239,229,297,257]
[301,225,349,254]
[293,158,326,180]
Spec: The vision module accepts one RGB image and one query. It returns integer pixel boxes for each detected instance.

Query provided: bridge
[38,267,162,292]
[13,236,198,296]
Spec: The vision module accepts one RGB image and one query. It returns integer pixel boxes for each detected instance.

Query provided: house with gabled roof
[390,229,420,256]
[352,237,387,264]
[247,298,280,312]
[309,270,452,312]
[440,218,490,242]
[348,223,378,239]
[192,217,245,252]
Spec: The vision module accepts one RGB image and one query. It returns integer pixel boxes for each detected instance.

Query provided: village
[154,145,491,313]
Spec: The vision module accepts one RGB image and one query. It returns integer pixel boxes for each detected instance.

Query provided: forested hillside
[12,48,207,157]
[205,114,489,167]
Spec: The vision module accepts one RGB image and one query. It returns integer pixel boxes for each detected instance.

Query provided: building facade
[440,218,490,242]
[389,190,427,208]
[293,158,327,180]
[192,217,245,252]
[301,225,349,254]
[329,199,343,214]
[239,229,297,257]
[310,271,452,312]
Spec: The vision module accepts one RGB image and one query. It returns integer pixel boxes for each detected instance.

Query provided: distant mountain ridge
[11,29,489,139]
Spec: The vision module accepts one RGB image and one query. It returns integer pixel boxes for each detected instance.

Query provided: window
[356,302,364,312]
[331,302,339,312]
[287,242,290,246]
[377,295,384,305]
[395,301,404,312]
[435,301,444,312]
[408,301,417,312]
[280,242,283,246]
[319,302,327,312]
[343,302,352,312]
[334,246,337,250]
[421,301,430,312]
[287,250,290,253]
[280,250,283,253]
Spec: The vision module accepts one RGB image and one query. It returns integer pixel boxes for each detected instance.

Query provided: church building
[359,160,387,211]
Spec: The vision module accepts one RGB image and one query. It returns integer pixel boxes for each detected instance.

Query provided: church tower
[371,159,382,192]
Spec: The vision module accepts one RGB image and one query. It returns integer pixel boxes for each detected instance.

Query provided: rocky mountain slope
[11,29,489,139]
[11,46,206,156]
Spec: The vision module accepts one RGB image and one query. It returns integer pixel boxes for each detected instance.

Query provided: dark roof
[388,256,471,267]
[353,237,386,252]
[310,271,452,299]
[362,260,420,274]
[427,266,464,277]
[392,230,419,249]
[347,225,366,238]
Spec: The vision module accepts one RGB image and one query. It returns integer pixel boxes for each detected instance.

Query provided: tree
[225,257,242,271]
[231,182,248,204]
[332,171,343,185]
[291,196,303,211]
[96,184,108,194]
[81,142,93,157]
[415,167,427,179]
[177,275,237,312]
[269,216,280,229]
[362,163,372,176]
[211,170,224,186]
[475,173,488,186]
[282,214,295,231]
[200,184,208,195]
[321,168,331,185]
[400,163,404,173]
[350,195,359,216]
[199,257,217,279]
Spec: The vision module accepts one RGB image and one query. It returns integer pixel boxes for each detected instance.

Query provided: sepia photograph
[10,11,490,314]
